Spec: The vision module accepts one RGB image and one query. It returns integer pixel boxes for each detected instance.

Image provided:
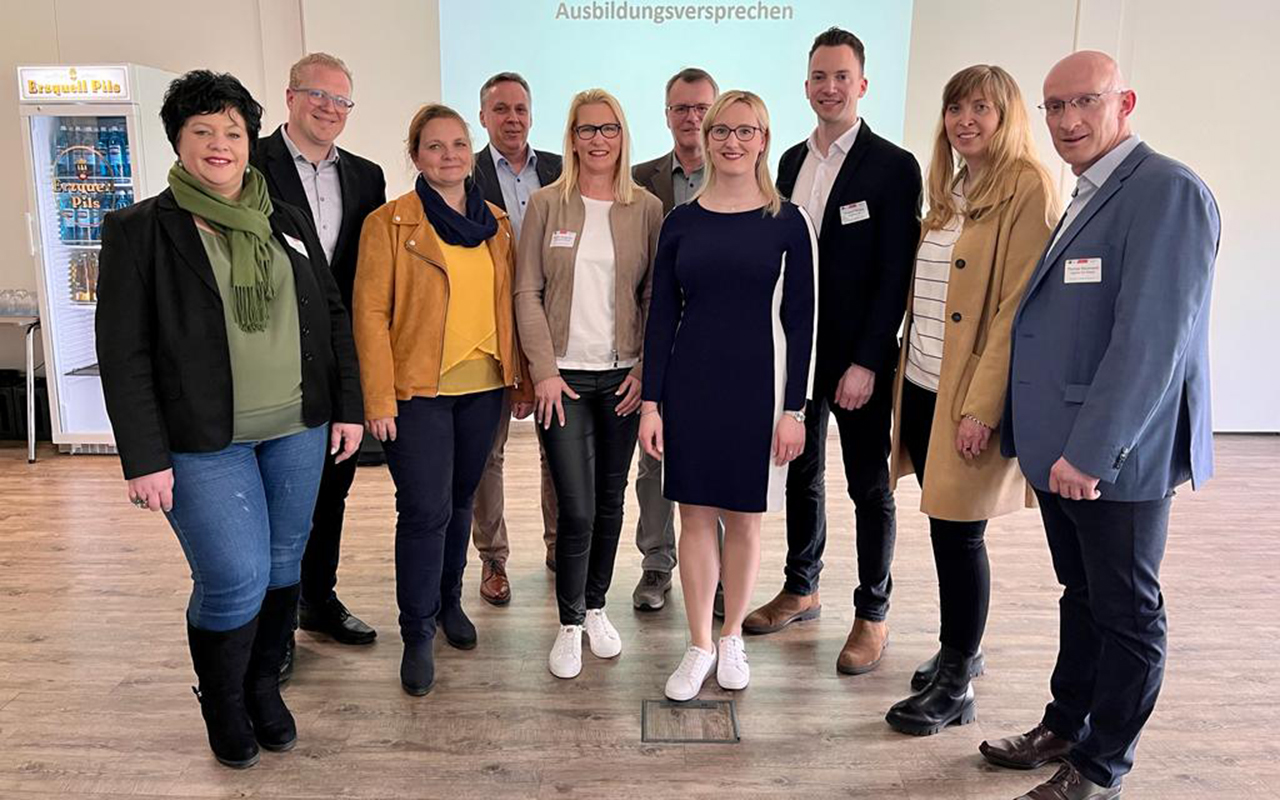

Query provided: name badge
[1064,257,1102,284]
[839,201,870,225]
[550,230,578,248]
[281,233,309,258]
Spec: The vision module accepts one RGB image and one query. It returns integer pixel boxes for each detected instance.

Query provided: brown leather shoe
[981,723,1074,770]
[836,618,889,675]
[480,560,511,606]
[1014,762,1121,799]
[742,590,821,635]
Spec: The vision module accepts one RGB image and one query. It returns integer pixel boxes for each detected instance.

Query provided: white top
[558,197,636,371]
[905,186,966,392]
[791,118,862,236]
[1049,134,1142,252]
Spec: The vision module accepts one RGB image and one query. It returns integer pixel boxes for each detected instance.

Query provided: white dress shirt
[791,118,862,236]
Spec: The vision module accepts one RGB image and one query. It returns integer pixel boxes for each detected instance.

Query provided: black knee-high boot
[885,646,977,736]
[187,618,260,768]
[245,584,300,751]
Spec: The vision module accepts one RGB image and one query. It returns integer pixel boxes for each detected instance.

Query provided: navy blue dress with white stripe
[641,200,818,513]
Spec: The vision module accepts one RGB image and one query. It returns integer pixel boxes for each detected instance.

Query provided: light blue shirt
[490,143,541,240]
[1050,134,1142,252]
[282,125,342,265]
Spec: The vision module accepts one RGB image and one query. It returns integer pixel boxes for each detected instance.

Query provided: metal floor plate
[641,699,741,744]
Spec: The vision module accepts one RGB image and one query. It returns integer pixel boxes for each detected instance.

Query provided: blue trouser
[165,425,328,631]
[384,390,504,645]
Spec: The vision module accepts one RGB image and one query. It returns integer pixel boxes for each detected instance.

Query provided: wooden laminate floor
[0,430,1276,799]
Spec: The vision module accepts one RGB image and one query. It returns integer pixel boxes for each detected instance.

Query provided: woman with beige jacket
[514,89,664,681]
[883,65,1057,736]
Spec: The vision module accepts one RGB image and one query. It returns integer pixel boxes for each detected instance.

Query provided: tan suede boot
[836,618,889,674]
[742,590,821,634]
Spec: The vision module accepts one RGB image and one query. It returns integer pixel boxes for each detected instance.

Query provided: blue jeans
[165,425,328,631]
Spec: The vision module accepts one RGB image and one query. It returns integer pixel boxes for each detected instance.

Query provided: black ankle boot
[245,585,300,751]
[439,604,477,650]
[911,646,986,691]
[187,618,261,768]
[401,641,435,696]
[886,646,976,736]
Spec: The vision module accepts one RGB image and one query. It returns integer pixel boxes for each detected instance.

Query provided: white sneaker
[584,609,622,658]
[717,634,750,690]
[665,645,717,702]
[548,625,582,679]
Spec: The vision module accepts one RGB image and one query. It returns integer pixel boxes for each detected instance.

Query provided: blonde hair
[550,89,638,205]
[924,65,1058,231]
[692,90,782,216]
[405,103,474,175]
[288,52,352,89]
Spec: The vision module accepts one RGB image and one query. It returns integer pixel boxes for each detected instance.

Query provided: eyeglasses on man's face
[708,124,764,142]
[667,103,712,117]
[573,123,622,140]
[293,87,355,113]
[1037,90,1127,117]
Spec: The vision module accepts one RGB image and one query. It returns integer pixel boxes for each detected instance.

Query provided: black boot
[886,646,977,736]
[911,646,985,691]
[401,641,435,696]
[187,618,261,768]
[245,585,300,751]
[439,604,477,650]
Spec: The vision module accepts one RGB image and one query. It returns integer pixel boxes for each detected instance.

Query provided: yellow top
[437,239,504,396]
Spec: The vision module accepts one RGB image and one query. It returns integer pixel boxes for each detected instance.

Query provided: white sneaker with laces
[717,634,750,690]
[665,645,717,702]
[548,624,583,679]
[584,609,622,658]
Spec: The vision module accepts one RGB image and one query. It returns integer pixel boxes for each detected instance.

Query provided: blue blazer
[1002,142,1220,502]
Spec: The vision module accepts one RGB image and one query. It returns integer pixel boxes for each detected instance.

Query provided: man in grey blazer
[980,52,1219,800]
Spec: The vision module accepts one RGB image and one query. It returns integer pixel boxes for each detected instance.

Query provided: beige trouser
[471,394,557,564]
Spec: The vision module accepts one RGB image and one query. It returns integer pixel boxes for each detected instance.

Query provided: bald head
[1042,50,1137,174]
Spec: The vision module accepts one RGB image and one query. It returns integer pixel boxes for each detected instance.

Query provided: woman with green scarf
[95,71,364,769]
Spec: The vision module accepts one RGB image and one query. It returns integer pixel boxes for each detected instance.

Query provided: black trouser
[300,450,359,606]
[783,373,896,621]
[384,390,504,645]
[1035,488,1171,789]
[899,378,990,657]
[540,368,639,626]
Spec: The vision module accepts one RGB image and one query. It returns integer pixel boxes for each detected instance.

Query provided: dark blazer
[470,145,563,208]
[776,122,922,394]
[251,125,387,309]
[632,151,677,214]
[1003,142,1219,500]
[95,189,364,480]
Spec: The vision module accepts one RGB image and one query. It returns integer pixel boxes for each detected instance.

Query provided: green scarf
[168,162,277,333]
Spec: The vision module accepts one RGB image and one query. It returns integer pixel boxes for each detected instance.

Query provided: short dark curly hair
[160,70,263,152]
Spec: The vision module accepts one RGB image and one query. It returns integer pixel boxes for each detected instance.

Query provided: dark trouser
[1035,488,1172,789]
[300,449,359,606]
[783,374,896,621]
[384,390,504,645]
[899,379,990,657]
[540,368,639,625]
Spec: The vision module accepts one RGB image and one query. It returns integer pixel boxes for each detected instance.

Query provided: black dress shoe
[439,604,477,650]
[299,597,377,645]
[400,642,435,696]
[981,722,1075,770]
[886,646,976,736]
[911,646,985,691]
[1015,762,1122,799]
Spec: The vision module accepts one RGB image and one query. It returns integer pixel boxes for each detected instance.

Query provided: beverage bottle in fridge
[120,123,132,178]
[58,193,74,243]
[107,125,125,178]
[54,123,70,176]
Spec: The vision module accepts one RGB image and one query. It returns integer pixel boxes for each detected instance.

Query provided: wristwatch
[785,409,806,423]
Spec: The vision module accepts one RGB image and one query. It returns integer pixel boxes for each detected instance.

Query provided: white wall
[0,0,1273,429]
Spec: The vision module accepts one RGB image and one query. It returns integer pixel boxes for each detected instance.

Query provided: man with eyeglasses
[253,52,387,679]
[629,67,722,614]
[469,72,563,607]
[981,51,1218,800]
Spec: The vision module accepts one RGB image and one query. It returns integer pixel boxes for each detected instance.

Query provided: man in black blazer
[744,29,922,678]
[467,72,562,608]
[251,53,386,670]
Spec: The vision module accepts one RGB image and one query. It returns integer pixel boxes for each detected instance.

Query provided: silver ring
[132,497,148,509]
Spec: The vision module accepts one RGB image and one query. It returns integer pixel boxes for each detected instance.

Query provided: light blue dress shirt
[281,125,342,265]
[490,143,541,240]
[1050,134,1142,251]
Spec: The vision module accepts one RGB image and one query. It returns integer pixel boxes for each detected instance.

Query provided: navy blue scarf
[415,174,498,247]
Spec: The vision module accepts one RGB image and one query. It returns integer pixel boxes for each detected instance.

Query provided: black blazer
[776,122,922,394]
[95,189,364,480]
[470,145,563,208]
[251,125,387,309]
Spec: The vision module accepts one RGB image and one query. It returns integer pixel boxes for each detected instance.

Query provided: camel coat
[889,166,1053,521]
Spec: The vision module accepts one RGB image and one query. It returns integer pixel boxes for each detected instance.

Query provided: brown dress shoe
[836,618,889,674]
[742,590,821,634]
[981,723,1074,770]
[1014,762,1121,799]
[480,560,511,606]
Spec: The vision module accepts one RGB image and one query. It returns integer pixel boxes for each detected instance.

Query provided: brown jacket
[352,190,530,420]
[514,184,665,384]
[890,166,1053,521]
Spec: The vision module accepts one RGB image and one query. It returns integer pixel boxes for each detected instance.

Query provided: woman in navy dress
[639,90,817,701]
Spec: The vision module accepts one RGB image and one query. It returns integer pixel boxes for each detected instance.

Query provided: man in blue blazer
[980,52,1219,800]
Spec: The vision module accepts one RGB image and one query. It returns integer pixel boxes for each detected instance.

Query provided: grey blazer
[1002,141,1220,501]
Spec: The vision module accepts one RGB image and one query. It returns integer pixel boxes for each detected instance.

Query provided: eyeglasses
[667,103,712,117]
[708,124,764,142]
[292,87,355,113]
[1037,90,1127,117]
[573,123,622,140]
